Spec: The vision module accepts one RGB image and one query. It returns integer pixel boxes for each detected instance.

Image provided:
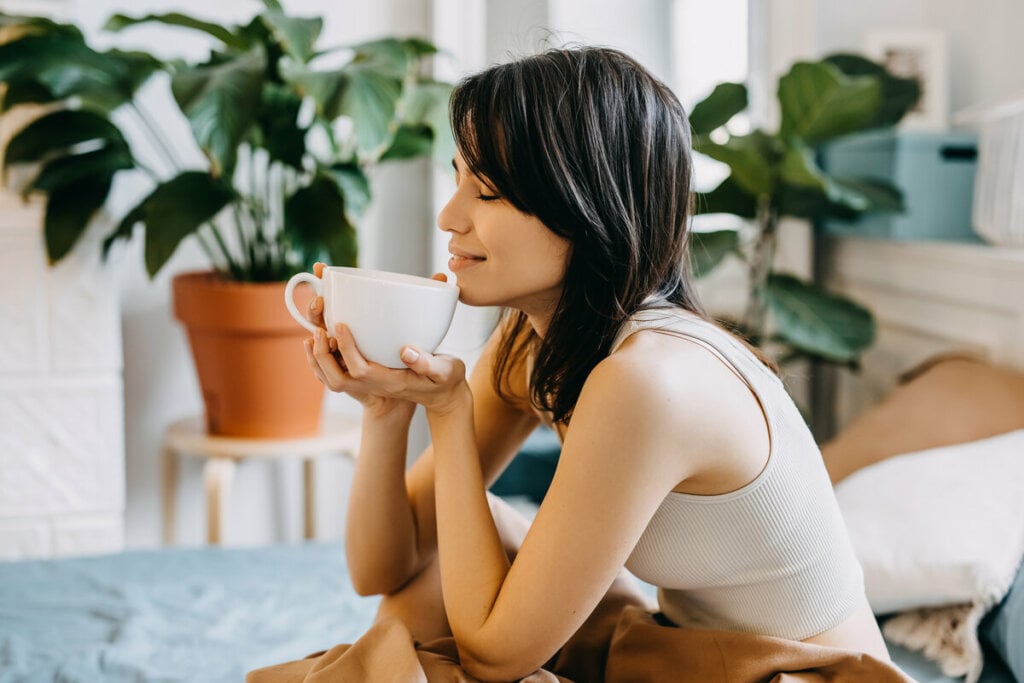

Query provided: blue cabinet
[820,131,981,243]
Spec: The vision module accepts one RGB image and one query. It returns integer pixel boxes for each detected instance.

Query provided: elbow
[458,644,547,683]
[345,540,423,596]
[348,567,410,597]
[346,558,417,597]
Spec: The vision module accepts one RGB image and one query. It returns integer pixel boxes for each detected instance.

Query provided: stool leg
[204,458,236,545]
[161,446,178,545]
[303,458,316,540]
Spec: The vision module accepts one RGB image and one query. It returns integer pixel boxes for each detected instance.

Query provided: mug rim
[322,266,458,291]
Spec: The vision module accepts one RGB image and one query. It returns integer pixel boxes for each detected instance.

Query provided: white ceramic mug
[285,267,460,368]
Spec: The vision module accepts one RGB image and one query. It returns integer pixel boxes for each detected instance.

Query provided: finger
[400,345,463,384]
[306,295,326,328]
[313,262,326,278]
[334,323,375,380]
[303,338,329,386]
[312,328,351,390]
[431,272,448,283]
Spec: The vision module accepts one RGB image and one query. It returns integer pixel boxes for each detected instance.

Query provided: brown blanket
[247,595,916,683]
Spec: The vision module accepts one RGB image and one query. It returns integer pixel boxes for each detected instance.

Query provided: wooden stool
[161,415,361,545]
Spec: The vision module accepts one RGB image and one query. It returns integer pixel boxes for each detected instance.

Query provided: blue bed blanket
[0,543,379,682]
[0,542,1015,683]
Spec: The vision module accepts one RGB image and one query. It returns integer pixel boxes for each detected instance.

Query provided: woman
[256,47,910,682]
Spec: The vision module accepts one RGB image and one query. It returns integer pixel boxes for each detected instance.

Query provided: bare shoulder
[584,328,771,493]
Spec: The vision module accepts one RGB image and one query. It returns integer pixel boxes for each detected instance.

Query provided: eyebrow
[451,158,458,173]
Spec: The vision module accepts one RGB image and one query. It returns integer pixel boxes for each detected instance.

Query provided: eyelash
[476,193,501,202]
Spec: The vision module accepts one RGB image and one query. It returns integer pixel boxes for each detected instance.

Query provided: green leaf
[765,273,874,363]
[284,175,357,267]
[0,14,83,42]
[400,79,455,165]
[696,131,777,196]
[104,13,249,51]
[337,63,401,157]
[31,145,134,194]
[689,82,747,135]
[689,230,739,278]
[4,109,126,166]
[111,171,235,276]
[349,37,422,80]
[172,48,266,178]
[259,10,321,62]
[778,61,882,145]
[380,124,432,161]
[256,83,306,169]
[44,174,113,263]
[832,176,903,213]
[824,53,922,129]
[0,34,132,109]
[693,175,757,218]
[328,162,371,220]
[105,49,163,94]
[0,79,54,111]
[778,145,869,211]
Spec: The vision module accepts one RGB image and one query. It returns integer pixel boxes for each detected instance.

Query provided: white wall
[814,0,1024,118]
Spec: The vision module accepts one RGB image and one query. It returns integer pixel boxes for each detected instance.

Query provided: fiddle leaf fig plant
[0,3,453,282]
[689,54,921,365]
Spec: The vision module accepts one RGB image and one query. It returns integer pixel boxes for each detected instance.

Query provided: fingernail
[401,348,419,363]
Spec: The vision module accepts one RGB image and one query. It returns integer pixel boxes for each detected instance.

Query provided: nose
[437,191,470,235]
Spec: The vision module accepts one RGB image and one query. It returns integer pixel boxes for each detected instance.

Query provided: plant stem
[204,221,241,278]
[128,102,183,173]
[134,159,162,183]
[741,195,779,344]
[193,230,222,270]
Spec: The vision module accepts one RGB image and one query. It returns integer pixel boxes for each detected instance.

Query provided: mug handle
[284,272,322,335]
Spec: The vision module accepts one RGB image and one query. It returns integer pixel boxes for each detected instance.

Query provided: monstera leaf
[764,274,875,363]
[172,48,266,178]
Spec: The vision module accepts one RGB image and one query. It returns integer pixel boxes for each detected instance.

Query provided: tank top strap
[610,308,781,394]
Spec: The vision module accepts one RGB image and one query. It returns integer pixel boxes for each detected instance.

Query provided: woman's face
[438,150,571,317]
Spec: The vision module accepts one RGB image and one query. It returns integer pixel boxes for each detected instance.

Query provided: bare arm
[327,325,539,595]
[423,345,711,681]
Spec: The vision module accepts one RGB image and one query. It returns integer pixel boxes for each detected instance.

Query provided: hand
[307,320,470,416]
[312,320,470,413]
[302,262,413,420]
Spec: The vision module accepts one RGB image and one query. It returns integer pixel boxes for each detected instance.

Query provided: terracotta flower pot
[172,271,325,437]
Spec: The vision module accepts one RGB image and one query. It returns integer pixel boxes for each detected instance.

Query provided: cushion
[834,430,1024,681]
[821,354,1024,484]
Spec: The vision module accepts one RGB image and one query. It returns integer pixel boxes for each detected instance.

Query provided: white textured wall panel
[0,188,124,559]
[0,219,47,375]
[0,377,124,517]
[52,512,124,557]
[0,518,50,560]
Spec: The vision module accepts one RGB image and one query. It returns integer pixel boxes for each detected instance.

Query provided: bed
[0,531,1019,682]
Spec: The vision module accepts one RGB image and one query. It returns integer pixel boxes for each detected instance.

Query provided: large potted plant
[687,54,921,367]
[0,4,453,437]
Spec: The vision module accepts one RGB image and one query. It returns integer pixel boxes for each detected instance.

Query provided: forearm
[344,407,420,595]
[428,391,511,641]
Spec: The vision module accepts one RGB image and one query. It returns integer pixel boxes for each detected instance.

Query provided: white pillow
[835,428,1024,613]
[834,429,1024,681]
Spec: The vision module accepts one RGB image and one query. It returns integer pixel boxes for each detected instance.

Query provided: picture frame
[864,29,949,132]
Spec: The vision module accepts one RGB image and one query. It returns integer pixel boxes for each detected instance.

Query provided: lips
[448,245,485,260]
[448,245,485,273]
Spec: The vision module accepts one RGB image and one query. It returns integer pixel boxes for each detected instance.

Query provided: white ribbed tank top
[609,307,864,641]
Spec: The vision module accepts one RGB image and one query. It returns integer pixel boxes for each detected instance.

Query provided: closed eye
[477,193,501,202]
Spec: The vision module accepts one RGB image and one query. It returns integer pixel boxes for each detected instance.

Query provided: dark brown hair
[451,46,769,423]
